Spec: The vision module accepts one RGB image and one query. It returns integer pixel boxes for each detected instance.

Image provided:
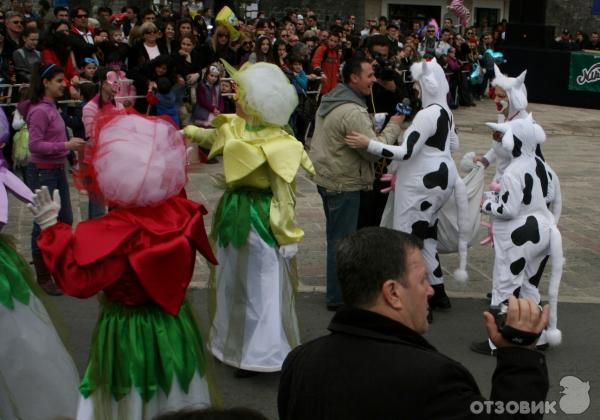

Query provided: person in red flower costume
[29,111,218,419]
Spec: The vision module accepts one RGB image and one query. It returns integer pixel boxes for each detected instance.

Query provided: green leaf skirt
[80,298,209,402]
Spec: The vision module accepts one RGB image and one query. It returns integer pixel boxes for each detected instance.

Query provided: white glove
[482,191,499,202]
[28,186,61,230]
[279,243,298,259]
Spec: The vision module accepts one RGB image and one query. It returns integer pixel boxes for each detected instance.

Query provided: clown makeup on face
[494,85,509,116]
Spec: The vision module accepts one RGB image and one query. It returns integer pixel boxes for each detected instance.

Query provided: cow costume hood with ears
[486,113,538,158]
[410,60,449,109]
[491,64,528,117]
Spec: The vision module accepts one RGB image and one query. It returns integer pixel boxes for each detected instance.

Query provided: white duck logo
[559,376,590,414]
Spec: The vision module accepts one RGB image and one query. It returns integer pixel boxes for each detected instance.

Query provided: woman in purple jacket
[19,63,85,295]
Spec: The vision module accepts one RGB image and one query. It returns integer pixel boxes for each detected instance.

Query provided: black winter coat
[279,308,549,420]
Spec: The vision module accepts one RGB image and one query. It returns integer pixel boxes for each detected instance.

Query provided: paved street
[4,99,600,418]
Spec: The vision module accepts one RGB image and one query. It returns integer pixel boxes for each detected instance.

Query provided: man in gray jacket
[310,54,404,310]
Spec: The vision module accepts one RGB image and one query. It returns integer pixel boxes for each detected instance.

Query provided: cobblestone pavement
[5,99,600,303]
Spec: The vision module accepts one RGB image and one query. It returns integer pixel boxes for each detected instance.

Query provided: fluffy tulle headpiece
[221,60,298,126]
[76,111,187,208]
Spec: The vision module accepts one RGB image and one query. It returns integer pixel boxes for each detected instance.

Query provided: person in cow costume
[471,113,563,356]
[345,59,469,318]
[476,65,562,272]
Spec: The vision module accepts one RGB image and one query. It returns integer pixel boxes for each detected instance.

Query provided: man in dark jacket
[278,227,550,420]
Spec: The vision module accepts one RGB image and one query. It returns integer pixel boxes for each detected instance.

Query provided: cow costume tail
[453,177,469,282]
[546,224,563,346]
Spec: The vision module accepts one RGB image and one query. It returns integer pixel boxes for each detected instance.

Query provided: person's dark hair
[21,26,38,39]
[329,24,343,38]
[157,76,172,94]
[28,62,64,103]
[150,54,172,70]
[97,6,113,16]
[141,9,155,19]
[79,81,98,102]
[39,0,51,12]
[93,66,115,108]
[70,6,88,20]
[367,34,390,51]
[53,6,67,17]
[337,227,423,307]
[154,407,269,420]
[387,23,399,31]
[342,52,370,84]
[42,19,71,64]
[288,54,303,65]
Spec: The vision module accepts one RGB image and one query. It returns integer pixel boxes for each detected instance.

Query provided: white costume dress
[482,115,563,345]
[375,60,469,284]
[183,62,314,372]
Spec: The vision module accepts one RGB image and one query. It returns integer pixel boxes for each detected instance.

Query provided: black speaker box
[504,23,555,49]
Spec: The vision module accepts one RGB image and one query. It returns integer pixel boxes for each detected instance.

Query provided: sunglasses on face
[11,20,23,25]
[217,33,228,38]
[76,14,88,19]
[145,30,157,34]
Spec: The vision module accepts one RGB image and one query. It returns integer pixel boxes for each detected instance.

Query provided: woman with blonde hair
[197,25,237,72]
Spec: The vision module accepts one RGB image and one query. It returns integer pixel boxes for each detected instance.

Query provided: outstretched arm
[347,110,433,161]
[182,125,217,150]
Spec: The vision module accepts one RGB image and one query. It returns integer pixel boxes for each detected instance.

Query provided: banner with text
[568,51,600,93]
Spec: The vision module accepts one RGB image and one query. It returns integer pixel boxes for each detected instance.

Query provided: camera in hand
[372,53,396,81]
[492,301,542,346]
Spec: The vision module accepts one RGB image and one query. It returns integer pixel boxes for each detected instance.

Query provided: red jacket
[311,45,340,95]
[41,48,78,85]
[38,196,217,315]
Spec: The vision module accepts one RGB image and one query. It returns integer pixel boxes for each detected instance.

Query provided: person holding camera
[359,35,405,228]
[278,227,550,420]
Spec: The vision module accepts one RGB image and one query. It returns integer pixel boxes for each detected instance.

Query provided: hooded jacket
[309,83,401,192]
[18,98,69,165]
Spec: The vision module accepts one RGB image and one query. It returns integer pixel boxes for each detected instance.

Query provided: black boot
[32,252,62,296]
[429,284,451,310]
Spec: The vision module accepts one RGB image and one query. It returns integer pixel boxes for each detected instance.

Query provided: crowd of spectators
[0,2,598,136]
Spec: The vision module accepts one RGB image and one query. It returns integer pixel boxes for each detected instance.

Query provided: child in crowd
[97,28,130,72]
[194,64,224,127]
[74,58,99,85]
[147,77,181,128]
[220,79,236,114]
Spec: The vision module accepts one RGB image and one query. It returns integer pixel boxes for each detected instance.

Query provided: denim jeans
[27,163,73,254]
[317,186,361,305]
[88,200,106,219]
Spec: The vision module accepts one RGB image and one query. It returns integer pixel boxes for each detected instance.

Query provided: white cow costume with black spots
[358,60,469,289]
[479,65,562,246]
[482,114,563,346]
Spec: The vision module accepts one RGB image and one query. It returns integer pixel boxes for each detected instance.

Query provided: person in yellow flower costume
[182,60,314,376]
